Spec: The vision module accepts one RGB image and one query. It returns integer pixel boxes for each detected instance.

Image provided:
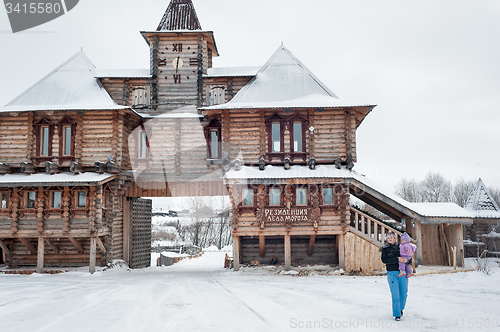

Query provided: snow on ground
[1,256,499,332]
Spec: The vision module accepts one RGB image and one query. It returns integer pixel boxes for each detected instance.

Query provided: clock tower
[141,0,219,113]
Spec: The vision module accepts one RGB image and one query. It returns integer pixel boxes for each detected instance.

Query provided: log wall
[0,113,30,163]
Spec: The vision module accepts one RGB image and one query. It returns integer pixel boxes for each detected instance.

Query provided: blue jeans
[387,271,408,317]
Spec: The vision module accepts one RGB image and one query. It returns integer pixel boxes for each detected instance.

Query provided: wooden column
[414,220,423,266]
[123,198,131,265]
[307,234,316,257]
[405,218,413,237]
[284,233,291,271]
[37,237,44,274]
[456,224,464,267]
[89,236,97,274]
[233,235,240,271]
[338,233,345,269]
[259,234,265,257]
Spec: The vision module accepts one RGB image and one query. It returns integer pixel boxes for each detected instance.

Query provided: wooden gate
[130,198,152,268]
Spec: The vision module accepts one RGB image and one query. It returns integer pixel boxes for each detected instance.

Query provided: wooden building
[0,0,484,274]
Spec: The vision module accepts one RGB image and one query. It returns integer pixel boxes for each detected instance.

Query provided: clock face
[172,57,184,69]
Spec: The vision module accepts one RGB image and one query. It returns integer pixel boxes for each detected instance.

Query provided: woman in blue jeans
[381,232,409,321]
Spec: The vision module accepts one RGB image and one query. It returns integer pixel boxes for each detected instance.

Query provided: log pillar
[284,233,291,271]
[89,236,97,274]
[338,233,345,269]
[259,234,265,257]
[37,236,44,274]
[414,220,423,266]
[233,235,240,271]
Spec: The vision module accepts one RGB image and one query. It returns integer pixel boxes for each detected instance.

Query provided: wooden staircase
[348,207,415,247]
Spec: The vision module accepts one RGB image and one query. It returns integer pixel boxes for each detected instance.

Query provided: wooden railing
[349,207,414,246]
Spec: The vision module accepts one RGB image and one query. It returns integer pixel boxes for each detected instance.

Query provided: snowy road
[1,253,499,331]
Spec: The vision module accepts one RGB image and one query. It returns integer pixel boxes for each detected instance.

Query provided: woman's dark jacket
[381,242,402,271]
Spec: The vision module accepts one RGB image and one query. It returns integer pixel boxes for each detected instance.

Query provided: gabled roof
[1,50,127,112]
[465,178,500,212]
[157,0,202,31]
[202,45,376,110]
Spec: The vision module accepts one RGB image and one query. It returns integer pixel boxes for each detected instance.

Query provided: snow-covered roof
[201,45,375,110]
[95,69,151,78]
[225,165,474,222]
[464,179,500,219]
[0,172,116,187]
[205,66,260,78]
[1,51,128,112]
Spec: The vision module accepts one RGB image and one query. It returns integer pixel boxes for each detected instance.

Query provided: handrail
[349,207,416,245]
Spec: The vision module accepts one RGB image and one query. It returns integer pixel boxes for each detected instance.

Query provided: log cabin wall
[203,76,254,106]
[0,113,30,163]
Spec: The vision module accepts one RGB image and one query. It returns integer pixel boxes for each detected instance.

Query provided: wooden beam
[233,235,240,271]
[0,239,10,255]
[68,237,84,254]
[284,233,291,271]
[414,220,423,266]
[338,233,345,270]
[307,234,316,257]
[19,238,37,254]
[96,237,106,254]
[44,238,59,254]
[37,237,44,274]
[89,237,96,274]
[259,234,265,258]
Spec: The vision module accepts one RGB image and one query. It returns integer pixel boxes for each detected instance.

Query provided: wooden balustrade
[349,207,413,245]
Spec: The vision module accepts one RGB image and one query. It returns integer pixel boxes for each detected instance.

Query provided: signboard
[263,208,312,223]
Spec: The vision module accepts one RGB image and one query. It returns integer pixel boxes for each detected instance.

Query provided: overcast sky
[1,0,499,192]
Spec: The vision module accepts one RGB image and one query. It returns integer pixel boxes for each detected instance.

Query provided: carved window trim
[288,113,308,162]
[34,117,54,162]
[320,185,340,208]
[132,122,151,165]
[240,187,256,210]
[0,190,11,213]
[18,188,37,216]
[69,186,90,217]
[266,113,285,161]
[294,185,309,207]
[267,186,282,207]
[204,119,222,160]
[57,116,76,163]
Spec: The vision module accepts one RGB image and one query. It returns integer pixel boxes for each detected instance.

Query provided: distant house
[464,178,500,239]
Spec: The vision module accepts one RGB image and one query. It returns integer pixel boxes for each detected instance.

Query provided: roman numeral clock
[158,43,188,84]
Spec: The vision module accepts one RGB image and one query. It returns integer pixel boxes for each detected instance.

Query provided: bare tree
[453,179,476,207]
[420,172,452,202]
[395,178,423,202]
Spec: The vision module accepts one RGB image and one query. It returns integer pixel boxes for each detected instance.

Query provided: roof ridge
[5,50,94,107]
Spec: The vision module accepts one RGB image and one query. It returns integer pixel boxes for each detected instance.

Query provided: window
[139,131,147,159]
[41,126,50,156]
[25,191,36,209]
[293,122,302,152]
[322,187,334,205]
[62,126,72,156]
[77,191,87,208]
[131,86,151,108]
[272,123,281,152]
[51,191,62,208]
[204,119,222,159]
[296,187,307,206]
[1,192,9,209]
[266,114,284,157]
[34,118,53,160]
[269,188,281,206]
[207,86,225,106]
[57,117,76,160]
[242,189,254,206]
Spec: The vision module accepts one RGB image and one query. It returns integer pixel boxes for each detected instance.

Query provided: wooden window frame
[132,122,151,164]
[320,185,339,208]
[34,117,54,162]
[0,191,10,212]
[57,117,77,162]
[267,186,282,207]
[266,113,285,161]
[70,187,90,217]
[204,119,222,160]
[288,113,308,162]
[240,187,255,210]
[294,186,309,207]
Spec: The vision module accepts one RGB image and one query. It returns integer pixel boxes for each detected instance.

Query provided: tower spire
[157,0,202,31]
